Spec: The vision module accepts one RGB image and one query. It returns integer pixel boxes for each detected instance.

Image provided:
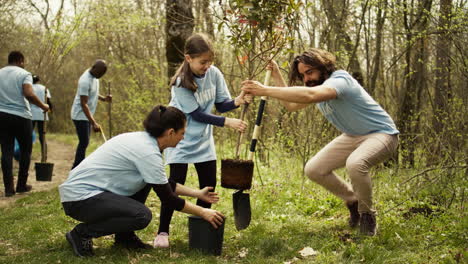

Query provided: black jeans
[62,185,152,238]
[158,160,216,234]
[72,120,91,169]
[0,112,32,193]
[32,121,46,153]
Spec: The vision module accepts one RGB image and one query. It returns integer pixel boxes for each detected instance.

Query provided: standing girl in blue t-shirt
[154,33,251,248]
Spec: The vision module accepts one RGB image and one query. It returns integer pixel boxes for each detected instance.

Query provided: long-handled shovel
[35,87,54,181]
[221,70,271,230]
[107,81,112,138]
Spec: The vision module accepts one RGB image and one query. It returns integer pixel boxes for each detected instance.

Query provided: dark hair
[144,105,186,138]
[8,51,24,64]
[289,48,336,85]
[170,33,214,92]
[32,75,40,84]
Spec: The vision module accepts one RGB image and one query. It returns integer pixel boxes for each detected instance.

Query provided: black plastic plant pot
[188,215,225,256]
[35,162,54,181]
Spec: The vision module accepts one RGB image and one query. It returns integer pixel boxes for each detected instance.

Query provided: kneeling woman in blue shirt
[59,105,225,257]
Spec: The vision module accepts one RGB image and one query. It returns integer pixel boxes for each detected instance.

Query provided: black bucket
[188,215,225,256]
[35,162,54,181]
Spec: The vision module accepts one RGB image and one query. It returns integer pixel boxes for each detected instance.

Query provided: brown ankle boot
[360,212,377,236]
[346,201,360,228]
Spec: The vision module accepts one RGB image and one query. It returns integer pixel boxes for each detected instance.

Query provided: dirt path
[0,139,75,208]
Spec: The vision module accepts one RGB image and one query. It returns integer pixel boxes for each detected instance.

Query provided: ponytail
[144,105,186,138]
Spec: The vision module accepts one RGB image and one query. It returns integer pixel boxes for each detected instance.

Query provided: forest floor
[0,138,75,208]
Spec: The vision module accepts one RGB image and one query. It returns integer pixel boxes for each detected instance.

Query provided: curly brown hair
[288,48,337,85]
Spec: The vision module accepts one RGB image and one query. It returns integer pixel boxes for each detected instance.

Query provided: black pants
[32,121,46,152]
[62,185,152,238]
[158,160,216,234]
[0,112,32,193]
[71,120,91,169]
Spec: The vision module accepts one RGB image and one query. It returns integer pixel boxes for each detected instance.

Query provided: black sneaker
[114,233,152,249]
[359,212,377,236]
[66,229,94,257]
[346,201,360,228]
[5,189,15,197]
[16,184,32,193]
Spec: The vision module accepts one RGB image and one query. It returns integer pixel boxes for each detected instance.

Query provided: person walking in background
[59,105,224,257]
[153,33,251,248]
[31,75,53,154]
[241,48,399,236]
[70,60,112,169]
[0,51,49,197]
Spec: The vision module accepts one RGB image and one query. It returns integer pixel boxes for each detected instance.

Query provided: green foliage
[0,135,465,263]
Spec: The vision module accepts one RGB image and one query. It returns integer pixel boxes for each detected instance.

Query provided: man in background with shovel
[70,59,112,169]
[241,48,399,236]
[0,51,50,197]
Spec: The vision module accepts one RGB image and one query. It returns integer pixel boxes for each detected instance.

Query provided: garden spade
[233,189,251,230]
[223,70,271,231]
[35,87,54,181]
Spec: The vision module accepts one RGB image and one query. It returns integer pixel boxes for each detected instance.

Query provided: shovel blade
[233,190,251,230]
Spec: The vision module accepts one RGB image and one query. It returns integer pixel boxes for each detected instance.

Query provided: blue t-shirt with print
[70,70,99,121]
[31,84,51,121]
[165,65,232,164]
[0,66,33,119]
[59,132,168,202]
[316,70,399,135]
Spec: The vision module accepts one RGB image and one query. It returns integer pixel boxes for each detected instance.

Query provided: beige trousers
[304,133,398,213]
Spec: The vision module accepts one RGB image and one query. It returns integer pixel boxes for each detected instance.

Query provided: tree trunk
[321,0,364,85]
[397,0,432,167]
[369,0,387,95]
[166,0,194,80]
[429,0,452,165]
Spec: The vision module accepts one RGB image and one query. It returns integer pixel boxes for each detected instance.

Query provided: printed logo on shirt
[195,87,216,105]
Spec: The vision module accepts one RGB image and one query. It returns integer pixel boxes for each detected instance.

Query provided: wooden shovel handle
[235,103,249,158]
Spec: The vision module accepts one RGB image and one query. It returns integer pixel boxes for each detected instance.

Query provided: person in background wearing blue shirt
[0,51,49,197]
[70,60,112,169]
[153,33,252,248]
[31,75,53,153]
[241,48,399,236]
[59,105,225,257]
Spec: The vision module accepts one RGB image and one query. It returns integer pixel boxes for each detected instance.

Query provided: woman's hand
[234,91,253,106]
[201,208,225,228]
[225,118,247,132]
[241,80,267,96]
[198,187,219,204]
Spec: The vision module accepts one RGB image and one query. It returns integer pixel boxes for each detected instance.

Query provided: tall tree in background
[430,0,453,164]
[397,0,432,167]
[166,0,194,79]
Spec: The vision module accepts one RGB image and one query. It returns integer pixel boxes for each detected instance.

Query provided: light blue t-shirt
[316,70,399,135]
[70,70,99,121]
[0,65,33,119]
[31,84,51,121]
[59,131,168,202]
[165,65,232,164]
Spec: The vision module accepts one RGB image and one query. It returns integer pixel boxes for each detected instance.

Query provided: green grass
[0,134,466,263]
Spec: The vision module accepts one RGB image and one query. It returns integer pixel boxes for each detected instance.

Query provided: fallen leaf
[238,247,248,258]
[299,247,318,257]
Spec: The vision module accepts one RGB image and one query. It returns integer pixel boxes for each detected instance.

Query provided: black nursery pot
[188,215,225,256]
[35,162,54,181]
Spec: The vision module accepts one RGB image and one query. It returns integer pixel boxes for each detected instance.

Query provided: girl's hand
[198,187,219,204]
[201,208,225,228]
[225,118,247,132]
[234,91,253,106]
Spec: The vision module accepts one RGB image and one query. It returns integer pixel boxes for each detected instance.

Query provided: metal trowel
[233,189,251,230]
